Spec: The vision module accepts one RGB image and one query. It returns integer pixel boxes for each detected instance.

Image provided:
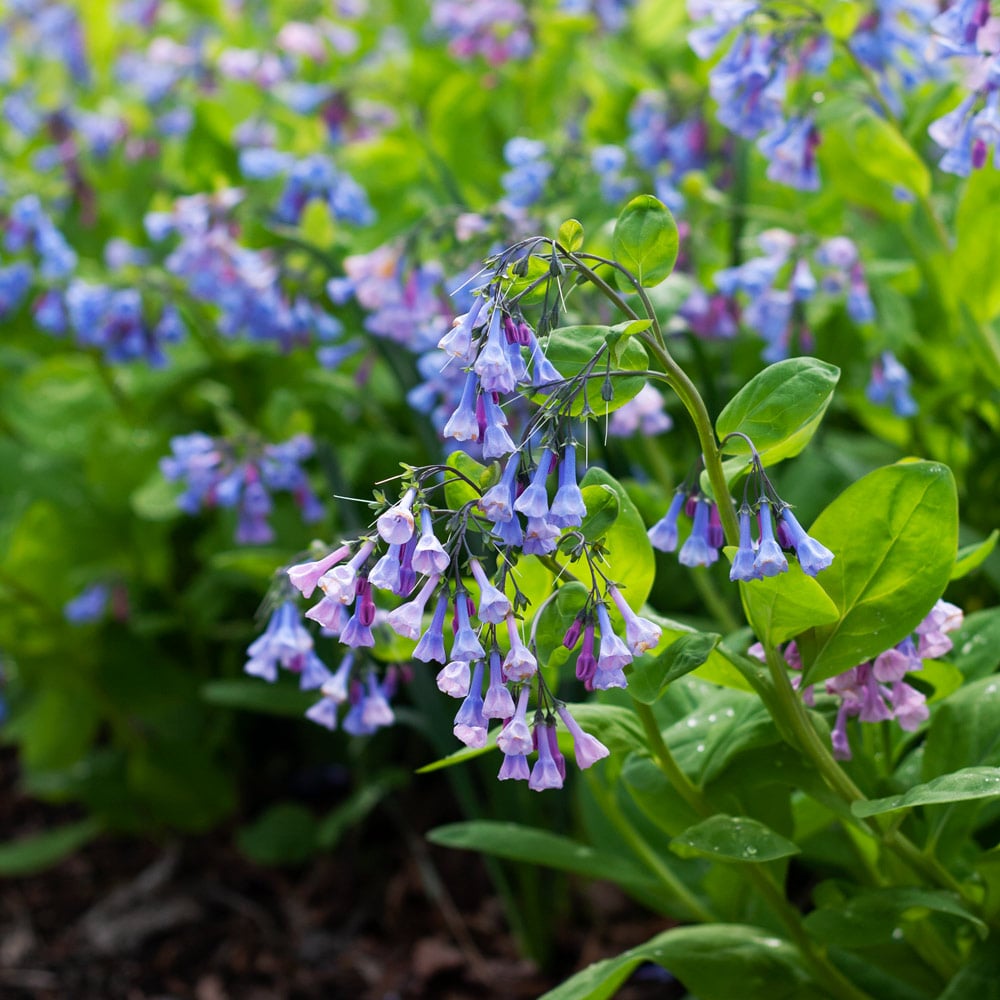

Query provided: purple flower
[245,601,313,682]
[470,559,512,624]
[529,723,565,791]
[730,506,762,582]
[288,545,352,598]
[866,351,918,417]
[453,659,488,748]
[514,448,555,519]
[779,508,833,577]
[753,501,788,577]
[483,649,516,719]
[451,592,487,662]
[413,591,450,663]
[679,500,719,567]
[549,444,587,528]
[377,488,417,545]
[503,612,538,681]
[443,371,480,442]
[497,684,534,754]
[607,584,661,654]
[436,660,471,698]
[64,583,111,624]
[387,574,441,640]
[595,602,633,672]
[649,491,686,552]
[556,705,610,769]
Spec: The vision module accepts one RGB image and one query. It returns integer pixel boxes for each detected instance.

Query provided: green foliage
[798,462,959,684]
[611,195,679,288]
[670,815,800,863]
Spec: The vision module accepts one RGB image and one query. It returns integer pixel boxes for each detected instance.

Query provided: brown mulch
[0,751,681,1000]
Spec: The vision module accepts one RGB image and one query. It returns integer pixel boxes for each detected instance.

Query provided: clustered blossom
[238,149,374,227]
[270,463,633,788]
[146,192,351,362]
[431,0,534,64]
[866,350,918,417]
[649,446,833,581]
[500,138,553,211]
[927,0,1000,174]
[751,600,964,759]
[713,231,875,361]
[687,1,829,190]
[624,91,710,213]
[160,432,323,544]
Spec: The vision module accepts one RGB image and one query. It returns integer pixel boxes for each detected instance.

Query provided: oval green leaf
[716,358,840,459]
[671,815,800,863]
[798,461,958,686]
[612,195,679,288]
[852,767,1000,818]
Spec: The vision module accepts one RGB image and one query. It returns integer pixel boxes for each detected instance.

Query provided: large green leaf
[847,109,930,198]
[671,815,800,863]
[954,166,1000,325]
[798,462,958,685]
[948,610,1000,680]
[534,325,649,416]
[0,819,103,877]
[540,924,818,1000]
[611,195,679,288]
[716,358,840,459]
[629,631,721,704]
[803,887,987,945]
[427,821,655,894]
[852,767,1000,818]
[739,562,840,648]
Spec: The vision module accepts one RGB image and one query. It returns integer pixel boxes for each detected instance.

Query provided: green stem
[585,773,719,923]
[761,645,988,915]
[631,700,873,1000]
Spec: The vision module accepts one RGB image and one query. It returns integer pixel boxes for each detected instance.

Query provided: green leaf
[427,821,655,893]
[540,924,817,1000]
[852,767,1000,818]
[948,610,1000,680]
[823,0,865,38]
[798,462,958,685]
[671,815,800,863]
[716,358,840,459]
[0,818,103,876]
[237,802,319,866]
[201,679,316,717]
[629,632,721,704]
[558,218,584,251]
[954,166,1000,324]
[847,109,930,198]
[444,451,490,512]
[951,529,998,580]
[579,484,620,541]
[738,561,841,648]
[534,581,589,672]
[803,887,988,946]
[534,325,649,416]
[611,195,679,288]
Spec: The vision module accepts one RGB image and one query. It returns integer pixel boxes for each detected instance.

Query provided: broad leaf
[852,767,1000,818]
[798,462,958,685]
[532,325,648,416]
[671,815,800,863]
[803,887,988,946]
[629,631,721,704]
[427,821,655,893]
[540,924,817,1000]
[612,195,679,288]
[717,358,840,459]
[0,818,103,876]
[738,561,840,648]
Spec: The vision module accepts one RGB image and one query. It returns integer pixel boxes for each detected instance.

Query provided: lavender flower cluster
[752,600,964,759]
[712,230,876,363]
[161,432,323,544]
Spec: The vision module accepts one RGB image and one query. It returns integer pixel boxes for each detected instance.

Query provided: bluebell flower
[0,262,32,319]
[482,649,516,719]
[866,350,918,417]
[245,601,313,682]
[730,506,762,582]
[778,508,833,577]
[443,371,480,442]
[679,499,719,567]
[451,592,487,662]
[413,591,450,663]
[64,583,111,624]
[514,448,554,519]
[453,659,488,748]
[648,491,686,553]
[549,444,587,528]
[752,501,788,577]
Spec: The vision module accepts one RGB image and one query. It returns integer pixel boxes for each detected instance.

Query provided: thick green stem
[585,774,718,923]
[631,700,874,1000]
[761,645,987,915]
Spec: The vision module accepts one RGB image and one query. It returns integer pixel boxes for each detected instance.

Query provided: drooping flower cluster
[751,600,964,759]
[926,0,1000,174]
[160,432,323,544]
[649,444,833,580]
[269,462,636,788]
[238,149,374,227]
[713,231,875,361]
[430,0,534,65]
[146,192,350,361]
[687,1,830,190]
[866,350,918,418]
[501,138,554,211]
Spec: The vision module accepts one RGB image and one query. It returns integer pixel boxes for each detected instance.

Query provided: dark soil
[0,749,681,1000]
